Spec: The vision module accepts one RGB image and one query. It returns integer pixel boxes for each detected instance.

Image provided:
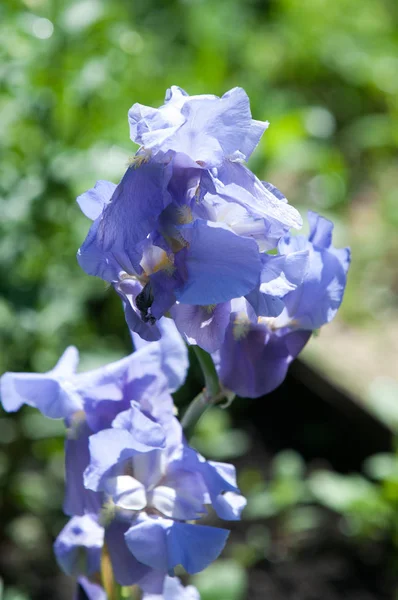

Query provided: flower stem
[181,347,235,436]
[101,545,118,600]
[181,390,208,436]
[192,345,220,398]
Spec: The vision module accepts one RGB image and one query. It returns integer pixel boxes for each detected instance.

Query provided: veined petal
[308,210,334,248]
[84,427,164,492]
[125,516,229,574]
[212,161,302,234]
[0,363,82,420]
[112,403,166,448]
[106,520,164,591]
[239,117,269,161]
[64,421,103,517]
[78,161,172,282]
[148,469,207,520]
[99,162,172,252]
[284,252,347,329]
[132,450,167,492]
[0,346,81,416]
[175,220,261,305]
[171,302,231,353]
[0,372,61,414]
[77,218,127,282]
[77,180,116,221]
[246,251,309,317]
[129,87,267,166]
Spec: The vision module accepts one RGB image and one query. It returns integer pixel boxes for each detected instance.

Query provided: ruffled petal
[281,245,349,330]
[125,516,229,574]
[77,180,116,221]
[148,469,207,520]
[128,87,267,166]
[246,251,309,317]
[84,425,164,492]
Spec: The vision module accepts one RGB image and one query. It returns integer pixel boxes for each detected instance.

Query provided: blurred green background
[1,0,398,598]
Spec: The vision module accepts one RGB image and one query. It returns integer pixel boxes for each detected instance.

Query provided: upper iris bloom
[77,86,302,342]
[128,85,268,168]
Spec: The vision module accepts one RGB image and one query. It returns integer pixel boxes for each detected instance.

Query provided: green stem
[181,390,208,436]
[101,545,118,600]
[192,345,220,397]
[182,346,235,436]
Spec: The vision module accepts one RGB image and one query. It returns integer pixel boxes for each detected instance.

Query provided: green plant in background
[241,445,398,569]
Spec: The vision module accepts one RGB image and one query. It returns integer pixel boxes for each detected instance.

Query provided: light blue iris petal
[84,425,164,492]
[54,514,104,576]
[105,520,165,591]
[77,180,116,221]
[176,220,261,305]
[132,317,189,393]
[125,517,229,574]
[171,302,231,353]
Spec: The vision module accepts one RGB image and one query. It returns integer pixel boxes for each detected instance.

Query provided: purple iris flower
[0,319,188,515]
[84,399,245,582]
[77,86,302,343]
[216,211,350,398]
[54,514,104,577]
[77,171,262,337]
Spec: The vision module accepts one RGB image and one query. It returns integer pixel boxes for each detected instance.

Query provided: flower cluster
[77,87,349,398]
[1,318,244,596]
[1,86,350,598]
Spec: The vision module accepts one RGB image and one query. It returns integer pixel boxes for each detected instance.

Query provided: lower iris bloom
[0,318,188,517]
[84,402,245,586]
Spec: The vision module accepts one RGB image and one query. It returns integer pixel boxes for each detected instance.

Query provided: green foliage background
[0,0,397,597]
